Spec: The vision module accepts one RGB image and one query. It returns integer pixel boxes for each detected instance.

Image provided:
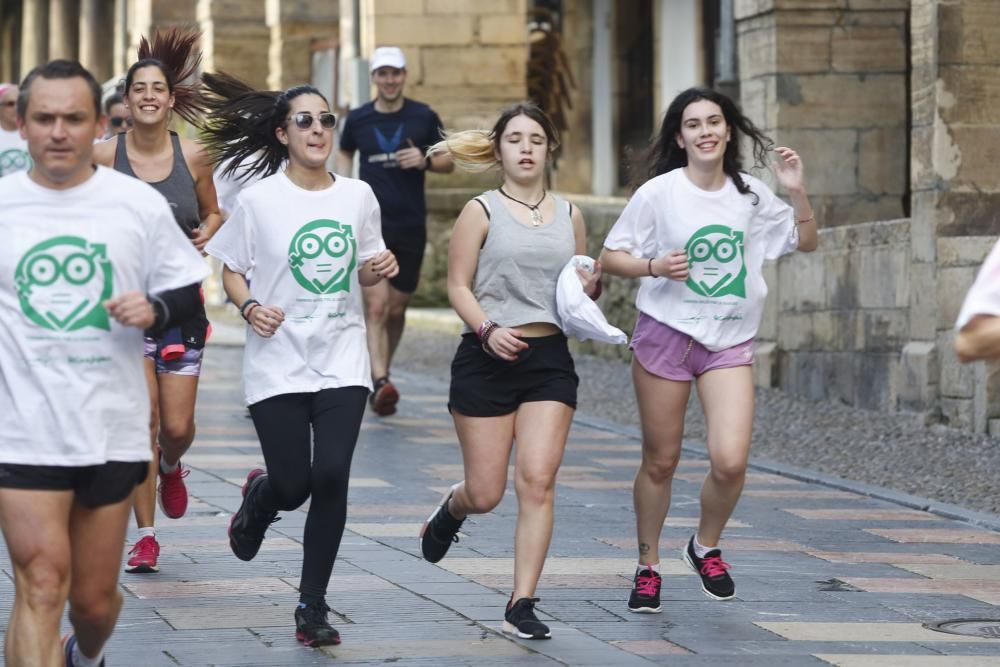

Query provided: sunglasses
[109,116,133,128]
[288,112,336,131]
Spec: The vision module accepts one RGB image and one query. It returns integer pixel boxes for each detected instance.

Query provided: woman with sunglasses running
[93,29,221,575]
[417,102,601,640]
[600,87,817,613]
[202,72,397,647]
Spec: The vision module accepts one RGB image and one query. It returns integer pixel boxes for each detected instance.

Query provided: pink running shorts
[630,312,755,381]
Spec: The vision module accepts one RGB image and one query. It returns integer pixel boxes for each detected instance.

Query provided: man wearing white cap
[338,46,453,416]
[0,83,31,177]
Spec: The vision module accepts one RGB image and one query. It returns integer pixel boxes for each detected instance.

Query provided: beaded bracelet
[479,321,503,359]
[477,319,498,341]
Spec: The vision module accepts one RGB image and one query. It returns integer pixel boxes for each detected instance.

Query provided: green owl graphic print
[288,219,357,294]
[15,235,113,331]
[684,224,746,299]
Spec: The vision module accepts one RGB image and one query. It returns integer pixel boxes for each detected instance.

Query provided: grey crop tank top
[470,189,576,330]
[114,131,201,233]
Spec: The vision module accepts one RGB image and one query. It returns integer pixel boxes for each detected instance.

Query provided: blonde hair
[429,102,560,174]
[428,130,496,173]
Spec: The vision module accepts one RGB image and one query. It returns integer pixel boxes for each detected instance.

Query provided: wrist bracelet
[477,319,498,342]
[244,304,260,321]
[239,298,260,321]
[796,216,815,225]
[648,258,659,278]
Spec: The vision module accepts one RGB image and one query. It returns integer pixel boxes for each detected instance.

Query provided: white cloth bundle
[556,255,628,345]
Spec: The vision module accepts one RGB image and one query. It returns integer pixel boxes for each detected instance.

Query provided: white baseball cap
[370,47,406,72]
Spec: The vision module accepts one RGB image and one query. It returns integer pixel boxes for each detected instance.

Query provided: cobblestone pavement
[3,341,1000,665]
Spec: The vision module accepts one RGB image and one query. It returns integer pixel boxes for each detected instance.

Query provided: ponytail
[200,71,328,182]
[126,28,203,126]
[429,130,496,173]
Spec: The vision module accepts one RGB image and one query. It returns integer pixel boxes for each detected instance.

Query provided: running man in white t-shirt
[0,82,31,176]
[0,60,208,667]
[601,87,818,612]
[202,72,397,648]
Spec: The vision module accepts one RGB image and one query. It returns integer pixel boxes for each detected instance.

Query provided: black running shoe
[420,484,465,563]
[627,566,662,613]
[682,536,735,600]
[228,468,279,562]
[295,602,341,647]
[502,596,551,639]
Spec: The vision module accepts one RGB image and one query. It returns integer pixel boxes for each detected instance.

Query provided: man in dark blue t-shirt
[338,46,453,416]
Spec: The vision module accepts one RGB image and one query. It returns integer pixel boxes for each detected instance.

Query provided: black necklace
[498,186,546,226]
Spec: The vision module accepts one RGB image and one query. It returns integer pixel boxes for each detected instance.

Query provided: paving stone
[784,509,942,521]
[895,563,1000,579]
[865,529,1000,544]
[813,656,1000,667]
[5,346,999,665]
[757,621,1000,643]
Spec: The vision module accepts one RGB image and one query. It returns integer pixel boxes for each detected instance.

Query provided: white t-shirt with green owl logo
[206,171,386,405]
[0,128,31,177]
[0,167,210,465]
[604,169,798,352]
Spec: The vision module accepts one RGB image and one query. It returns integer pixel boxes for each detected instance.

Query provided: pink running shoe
[124,535,160,573]
[158,463,190,519]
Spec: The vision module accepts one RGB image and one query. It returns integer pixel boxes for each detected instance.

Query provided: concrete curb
[572,412,1000,533]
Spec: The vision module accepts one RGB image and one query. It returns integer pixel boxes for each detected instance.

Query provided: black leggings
[248,386,368,605]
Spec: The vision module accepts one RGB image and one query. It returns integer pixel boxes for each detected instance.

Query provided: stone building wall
[736,0,909,228]
[743,0,1000,433]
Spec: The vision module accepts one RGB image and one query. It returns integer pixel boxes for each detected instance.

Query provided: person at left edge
[0,59,208,667]
[0,81,31,175]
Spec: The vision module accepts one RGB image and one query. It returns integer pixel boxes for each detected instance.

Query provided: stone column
[1,2,19,83]
[20,0,49,72]
[909,0,1000,431]
[266,0,337,91]
[48,0,78,61]
[79,0,112,82]
[198,0,269,89]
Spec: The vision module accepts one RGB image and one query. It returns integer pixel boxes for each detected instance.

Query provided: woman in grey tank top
[417,103,602,640]
[93,29,221,577]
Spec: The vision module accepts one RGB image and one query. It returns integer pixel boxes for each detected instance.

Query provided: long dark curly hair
[637,87,772,204]
[125,28,203,126]
[199,71,329,182]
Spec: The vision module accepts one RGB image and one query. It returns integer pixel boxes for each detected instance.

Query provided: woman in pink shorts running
[600,87,818,612]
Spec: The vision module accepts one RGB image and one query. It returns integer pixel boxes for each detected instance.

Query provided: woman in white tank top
[417,103,602,640]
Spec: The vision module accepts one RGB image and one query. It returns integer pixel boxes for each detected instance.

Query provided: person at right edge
[955,237,1000,362]
[600,87,818,614]
[337,46,454,416]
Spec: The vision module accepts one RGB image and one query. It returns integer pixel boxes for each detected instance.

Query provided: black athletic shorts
[0,461,149,508]
[381,225,426,294]
[449,332,579,417]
